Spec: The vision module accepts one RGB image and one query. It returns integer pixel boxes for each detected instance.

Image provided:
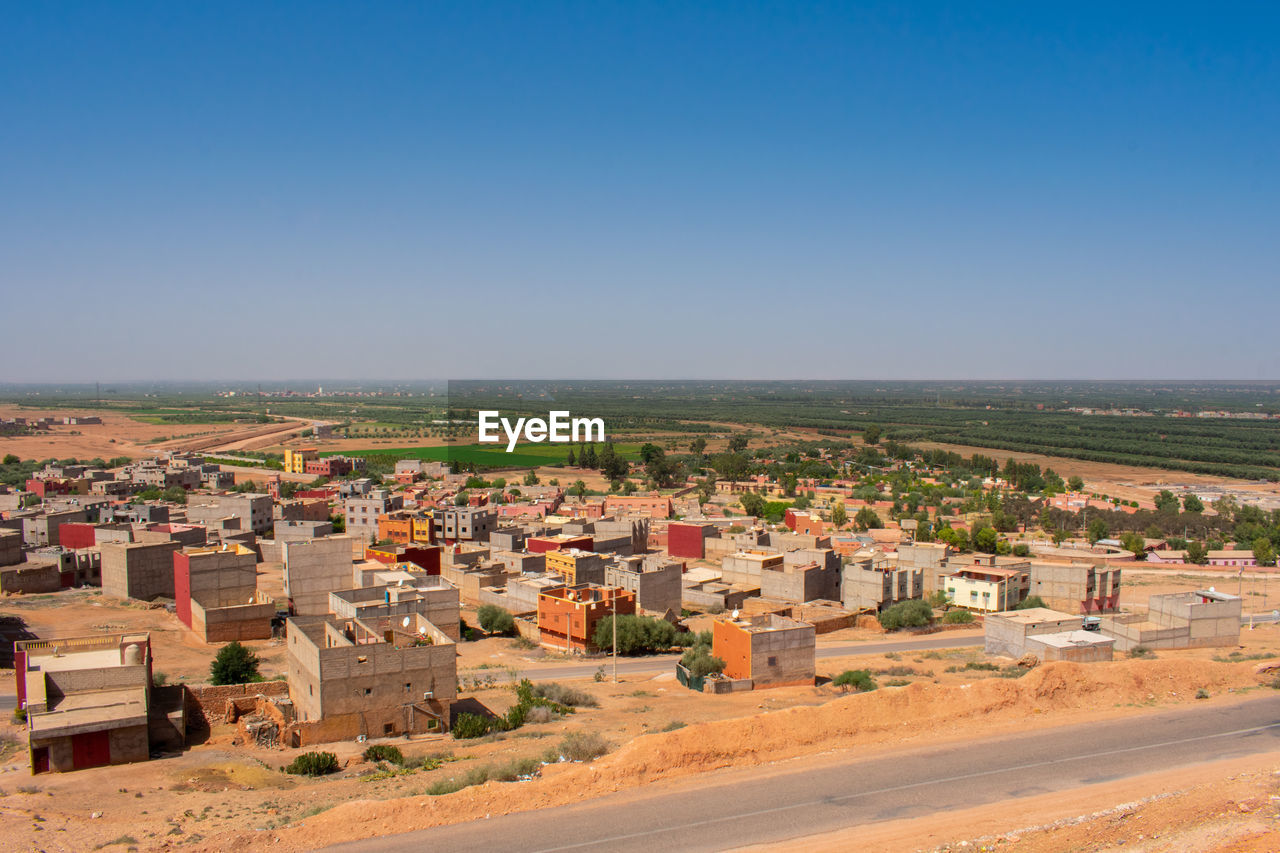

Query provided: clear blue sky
[3,2,1278,382]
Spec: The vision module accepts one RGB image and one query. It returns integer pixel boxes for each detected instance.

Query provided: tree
[973,526,999,554]
[862,425,881,446]
[1154,490,1180,514]
[854,507,883,531]
[1013,595,1048,611]
[565,446,576,466]
[1183,494,1204,513]
[639,443,662,464]
[681,645,725,678]
[2,454,19,465]
[1253,537,1277,568]
[690,437,707,456]
[878,600,933,631]
[830,502,848,528]
[523,470,540,486]
[572,480,588,499]
[1067,475,1084,492]
[580,444,598,469]
[1121,531,1147,560]
[711,452,750,483]
[593,615,677,655]
[1087,517,1109,544]
[832,669,876,692]
[210,641,260,685]
[727,434,749,453]
[477,605,516,635]
[739,492,766,518]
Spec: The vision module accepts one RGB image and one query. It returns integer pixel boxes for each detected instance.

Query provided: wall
[100,541,181,601]
[282,536,354,615]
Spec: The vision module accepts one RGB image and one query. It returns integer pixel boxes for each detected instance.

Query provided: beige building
[1100,590,1241,651]
[286,613,455,739]
[282,535,354,616]
[100,540,181,601]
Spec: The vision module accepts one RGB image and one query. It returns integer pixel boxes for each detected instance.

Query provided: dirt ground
[0,406,245,463]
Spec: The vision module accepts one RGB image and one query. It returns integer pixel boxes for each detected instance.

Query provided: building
[603,494,672,519]
[286,614,455,738]
[1027,561,1122,614]
[282,535,355,616]
[344,490,404,545]
[100,540,182,601]
[1100,590,1242,651]
[1,528,23,566]
[842,559,923,612]
[604,555,683,615]
[528,533,593,554]
[944,564,1029,612]
[305,455,359,478]
[365,543,442,575]
[1205,550,1258,568]
[984,607,1085,657]
[537,583,636,652]
[377,510,435,545]
[283,447,319,474]
[327,578,460,639]
[15,632,184,773]
[187,493,274,536]
[439,507,497,543]
[173,544,274,643]
[667,522,715,560]
[721,550,784,586]
[544,548,606,585]
[712,614,816,689]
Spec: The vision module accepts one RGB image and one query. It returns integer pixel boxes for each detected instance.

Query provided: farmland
[321,442,645,470]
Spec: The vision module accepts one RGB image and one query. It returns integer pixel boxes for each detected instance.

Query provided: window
[767,656,777,666]
[364,687,372,696]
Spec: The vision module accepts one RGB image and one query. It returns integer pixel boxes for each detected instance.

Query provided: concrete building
[274,519,335,541]
[1,528,23,566]
[282,535,355,616]
[842,559,923,612]
[174,544,274,643]
[984,608,1085,657]
[537,583,636,652]
[286,613,455,738]
[668,521,715,559]
[343,490,404,545]
[15,632,184,773]
[1024,630,1116,662]
[603,494,672,518]
[1100,590,1242,652]
[22,508,88,548]
[604,555,683,615]
[440,507,497,543]
[895,542,953,593]
[328,578,460,640]
[100,540,182,601]
[721,550,784,586]
[187,493,274,536]
[1028,561,1122,614]
[712,614,816,689]
[283,447,319,474]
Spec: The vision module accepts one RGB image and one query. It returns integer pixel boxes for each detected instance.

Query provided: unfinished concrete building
[604,555,683,615]
[328,578,460,640]
[721,550,784,586]
[1027,561,1122,614]
[0,528,22,566]
[711,614,816,690]
[187,493,274,536]
[286,614,455,741]
[545,549,606,585]
[984,608,1087,657]
[15,632,185,773]
[842,558,923,612]
[282,535,355,616]
[760,554,840,604]
[100,540,182,601]
[174,544,274,643]
[1100,590,1242,651]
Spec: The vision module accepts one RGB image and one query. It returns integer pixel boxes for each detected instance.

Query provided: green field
[322,442,644,469]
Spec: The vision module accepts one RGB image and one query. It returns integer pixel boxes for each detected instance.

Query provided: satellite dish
[731,609,739,619]
[418,626,426,634]
[401,616,411,627]
[1209,586,1215,593]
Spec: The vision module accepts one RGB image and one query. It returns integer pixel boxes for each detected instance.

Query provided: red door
[71,730,111,769]
[31,747,49,774]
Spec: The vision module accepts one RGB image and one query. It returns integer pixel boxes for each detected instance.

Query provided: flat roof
[1030,630,1116,649]
[994,607,1078,624]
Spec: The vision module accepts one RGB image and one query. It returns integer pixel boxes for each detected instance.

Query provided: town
[2,398,1279,850]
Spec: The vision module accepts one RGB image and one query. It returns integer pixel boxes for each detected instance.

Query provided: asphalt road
[329,695,1280,853]
[514,634,984,681]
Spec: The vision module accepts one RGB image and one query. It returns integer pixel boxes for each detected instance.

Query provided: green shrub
[1013,595,1047,611]
[591,615,678,655]
[681,647,725,679]
[1129,645,1154,659]
[451,712,493,740]
[11,708,27,725]
[1195,688,1210,699]
[363,744,404,765]
[943,610,975,624]
[878,600,934,631]
[477,605,516,635]
[286,752,340,776]
[832,669,877,692]
[209,641,261,686]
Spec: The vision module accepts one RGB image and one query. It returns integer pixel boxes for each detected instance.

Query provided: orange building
[537,584,636,652]
[528,534,593,554]
[712,614,816,689]
[377,511,434,545]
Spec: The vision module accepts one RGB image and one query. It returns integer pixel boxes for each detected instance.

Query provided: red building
[365,544,442,575]
[26,478,76,498]
[304,457,356,477]
[57,522,99,550]
[667,522,715,560]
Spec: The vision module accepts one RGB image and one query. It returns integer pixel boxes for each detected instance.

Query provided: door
[31,747,49,774]
[71,730,111,769]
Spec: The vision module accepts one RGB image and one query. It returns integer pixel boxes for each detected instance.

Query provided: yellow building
[283,447,319,474]
[944,566,1029,612]
[544,549,604,585]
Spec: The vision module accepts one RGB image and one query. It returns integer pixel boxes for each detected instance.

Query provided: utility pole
[612,589,618,683]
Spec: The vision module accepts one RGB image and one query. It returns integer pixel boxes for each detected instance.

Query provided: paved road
[329,696,1280,853]
[513,634,984,681]
[0,695,15,712]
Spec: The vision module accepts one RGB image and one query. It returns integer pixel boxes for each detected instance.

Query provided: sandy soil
[0,406,245,463]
